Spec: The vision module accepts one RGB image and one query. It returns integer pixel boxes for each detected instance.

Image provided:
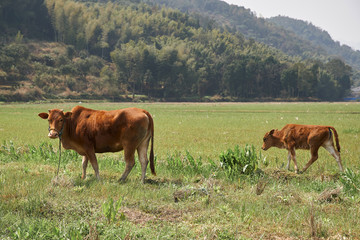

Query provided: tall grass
[1,141,80,164]
[165,150,209,176]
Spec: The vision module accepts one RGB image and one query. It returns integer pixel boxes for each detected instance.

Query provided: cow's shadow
[144,178,183,186]
[77,174,183,186]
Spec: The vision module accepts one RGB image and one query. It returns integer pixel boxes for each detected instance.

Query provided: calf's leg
[286,151,291,170]
[301,147,319,173]
[323,143,344,171]
[289,148,299,173]
[119,148,135,182]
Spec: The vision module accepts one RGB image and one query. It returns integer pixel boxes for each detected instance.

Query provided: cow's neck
[273,130,286,149]
[59,119,74,149]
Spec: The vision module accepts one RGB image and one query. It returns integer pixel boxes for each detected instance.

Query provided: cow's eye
[59,119,63,122]
[263,137,266,141]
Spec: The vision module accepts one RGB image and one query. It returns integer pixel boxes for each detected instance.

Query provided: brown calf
[38,106,155,183]
[262,124,343,173]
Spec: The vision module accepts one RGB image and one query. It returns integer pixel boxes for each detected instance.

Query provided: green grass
[0,102,360,239]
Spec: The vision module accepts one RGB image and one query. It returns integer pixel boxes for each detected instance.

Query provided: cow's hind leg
[119,148,135,182]
[82,156,88,179]
[137,138,150,183]
[301,146,319,173]
[323,141,344,171]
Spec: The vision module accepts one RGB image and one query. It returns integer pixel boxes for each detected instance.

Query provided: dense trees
[0,0,353,101]
[0,0,53,41]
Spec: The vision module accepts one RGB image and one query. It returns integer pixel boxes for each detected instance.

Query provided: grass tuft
[219,145,260,179]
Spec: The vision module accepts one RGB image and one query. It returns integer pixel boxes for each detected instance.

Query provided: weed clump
[219,145,260,179]
[102,197,124,224]
[339,168,360,195]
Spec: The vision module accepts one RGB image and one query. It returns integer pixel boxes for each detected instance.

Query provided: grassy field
[0,102,360,239]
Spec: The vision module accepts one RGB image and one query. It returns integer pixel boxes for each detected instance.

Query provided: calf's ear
[269,129,275,135]
[38,113,49,119]
[64,112,72,118]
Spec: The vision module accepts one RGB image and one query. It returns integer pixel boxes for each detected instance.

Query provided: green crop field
[0,102,360,239]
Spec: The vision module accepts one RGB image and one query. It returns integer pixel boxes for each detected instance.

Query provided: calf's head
[261,129,276,151]
[38,109,72,139]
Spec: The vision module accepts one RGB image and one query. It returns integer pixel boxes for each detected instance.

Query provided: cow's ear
[269,129,275,136]
[38,113,49,119]
[64,112,72,119]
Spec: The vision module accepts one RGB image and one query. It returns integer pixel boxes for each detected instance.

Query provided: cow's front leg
[119,148,135,182]
[86,150,100,179]
[286,151,291,170]
[289,148,299,173]
[82,156,88,179]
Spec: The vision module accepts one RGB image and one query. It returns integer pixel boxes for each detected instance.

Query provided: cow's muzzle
[48,129,59,139]
[48,124,64,139]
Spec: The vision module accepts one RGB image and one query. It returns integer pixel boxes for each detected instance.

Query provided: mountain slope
[143,0,360,85]
[268,16,360,85]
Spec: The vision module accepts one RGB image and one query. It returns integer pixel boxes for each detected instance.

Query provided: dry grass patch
[317,187,343,203]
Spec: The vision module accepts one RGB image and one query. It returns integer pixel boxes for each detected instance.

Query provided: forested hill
[0,0,353,102]
[268,16,360,85]
[144,0,323,56]
[145,0,360,86]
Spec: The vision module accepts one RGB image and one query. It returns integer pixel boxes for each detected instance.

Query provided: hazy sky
[222,0,360,51]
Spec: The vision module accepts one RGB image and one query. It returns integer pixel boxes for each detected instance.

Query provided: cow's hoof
[118,178,126,183]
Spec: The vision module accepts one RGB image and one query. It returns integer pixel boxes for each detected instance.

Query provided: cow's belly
[285,138,310,150]
[295,144,310,150]
[62,140,87,156]
[94,139,124,153]
[95,144,123,153]
[294,141,310,149]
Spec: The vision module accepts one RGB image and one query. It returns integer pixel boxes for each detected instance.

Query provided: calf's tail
[146,111,156,176]
[329,127,341,152]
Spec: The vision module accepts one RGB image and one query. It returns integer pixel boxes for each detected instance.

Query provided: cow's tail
[146,111,156,176]
[329,126,341,153]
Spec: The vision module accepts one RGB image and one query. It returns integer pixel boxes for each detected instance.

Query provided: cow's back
[281,124,330,150]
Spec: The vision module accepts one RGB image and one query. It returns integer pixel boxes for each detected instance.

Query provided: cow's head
[38,109,72,139]
[261,129,276,151]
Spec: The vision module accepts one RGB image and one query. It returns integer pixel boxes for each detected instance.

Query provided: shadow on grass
[144,177,183,186]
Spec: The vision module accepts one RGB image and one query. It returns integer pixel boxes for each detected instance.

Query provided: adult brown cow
[262,124,343,173]
[38,105,155,183]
